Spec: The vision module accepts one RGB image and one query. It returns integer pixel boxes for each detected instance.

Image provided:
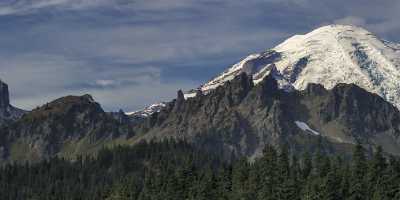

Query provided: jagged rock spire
[173,90,185,112]
[0,80,10,110]
[0,79,25,125]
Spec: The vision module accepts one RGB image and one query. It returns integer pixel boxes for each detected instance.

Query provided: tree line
[1,140,400,200]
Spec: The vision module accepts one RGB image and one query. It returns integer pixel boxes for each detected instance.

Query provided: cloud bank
[0,0,399,111]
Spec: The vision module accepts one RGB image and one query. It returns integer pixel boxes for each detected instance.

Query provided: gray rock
[133,72,400,159]
[0,80,25,126]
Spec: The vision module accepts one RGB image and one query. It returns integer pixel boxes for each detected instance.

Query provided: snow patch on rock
[126,103,166,118]
[184,92,197,99]
[294,121,320,136]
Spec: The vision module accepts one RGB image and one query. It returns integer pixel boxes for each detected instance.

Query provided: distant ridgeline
[2,72,400,163]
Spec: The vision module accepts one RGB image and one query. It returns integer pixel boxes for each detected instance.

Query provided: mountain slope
[133,73,400,159]
[198,24,400,109]
[0,94,134,163]
[2,73,400,162]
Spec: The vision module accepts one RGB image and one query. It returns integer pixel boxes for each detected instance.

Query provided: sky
[0,0,400,112]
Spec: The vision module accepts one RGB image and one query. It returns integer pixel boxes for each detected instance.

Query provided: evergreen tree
[338,165,350,199]
[257,145,278,200]
[348,143,367,200]
[276,146,298,200]
[382,156,400,199]
[302,152,313,179]
[231,158,250,200]
[367,146,387,198]
[321,170,339,200]
[216,166,232,200]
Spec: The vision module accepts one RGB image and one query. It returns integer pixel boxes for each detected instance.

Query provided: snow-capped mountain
[195,24,400,109]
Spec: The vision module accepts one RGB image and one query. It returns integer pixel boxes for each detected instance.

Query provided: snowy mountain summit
[199,24,400,109]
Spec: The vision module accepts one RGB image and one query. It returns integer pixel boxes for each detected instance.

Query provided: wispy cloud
[0,0,118,15]
[0,52,197,111]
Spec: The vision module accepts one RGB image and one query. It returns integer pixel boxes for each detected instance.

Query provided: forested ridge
[1,140,400,200]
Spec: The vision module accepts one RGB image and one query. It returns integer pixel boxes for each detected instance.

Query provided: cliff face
[0,80,25,127]
[134,73,400,159]
[0,81,10,109]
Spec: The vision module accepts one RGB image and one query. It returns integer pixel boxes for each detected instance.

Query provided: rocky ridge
[133,73,400,159]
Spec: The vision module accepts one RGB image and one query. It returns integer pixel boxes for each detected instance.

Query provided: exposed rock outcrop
[0,80,25,127]
[134,73,400,159]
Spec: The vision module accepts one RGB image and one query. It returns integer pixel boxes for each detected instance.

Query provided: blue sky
[0,0,399,111]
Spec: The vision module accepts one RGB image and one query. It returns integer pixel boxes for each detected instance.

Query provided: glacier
[197,24,400,109]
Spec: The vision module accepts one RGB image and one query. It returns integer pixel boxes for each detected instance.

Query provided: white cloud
[95,79,116,87]
[0,0,116,15]
[0,53,197,111]
[0,0,218,16]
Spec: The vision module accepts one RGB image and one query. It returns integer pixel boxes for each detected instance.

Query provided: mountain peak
[192,24,400,109]
[307,24,368,35]
[47,94,96,106]
[275,24,375,52]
